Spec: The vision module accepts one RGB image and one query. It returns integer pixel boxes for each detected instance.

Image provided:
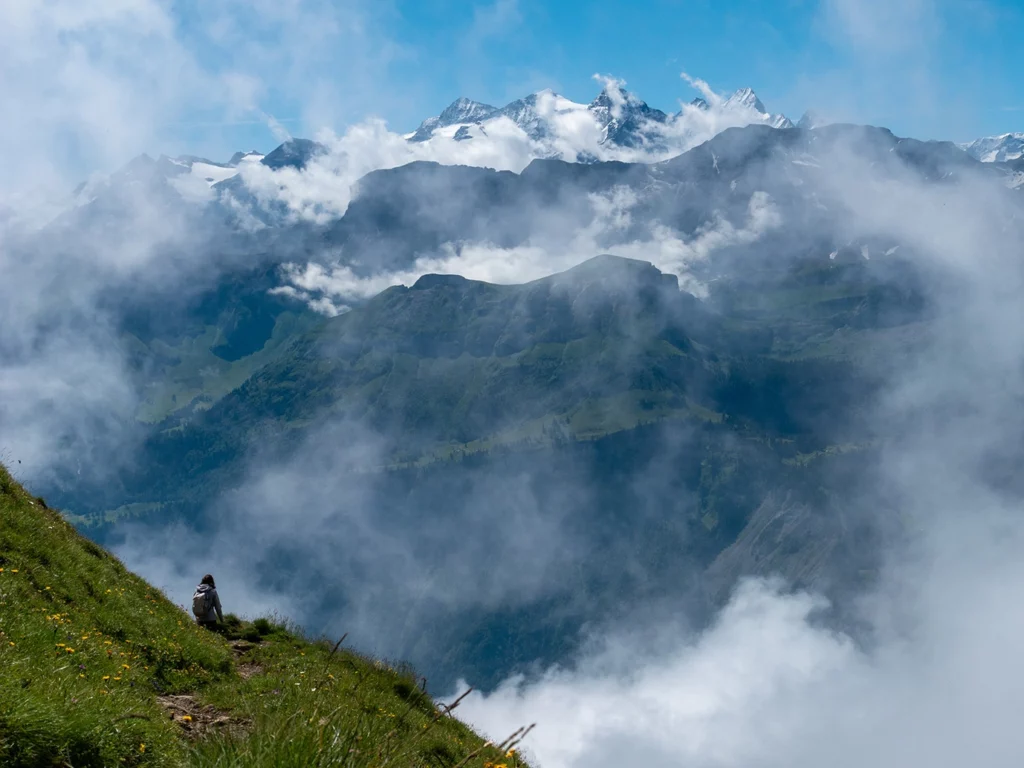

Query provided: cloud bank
[449,118,1024,768]
[230,76,793,226]
[273,187,782,314]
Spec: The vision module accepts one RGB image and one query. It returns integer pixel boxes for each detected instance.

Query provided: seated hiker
[191,573,224,629]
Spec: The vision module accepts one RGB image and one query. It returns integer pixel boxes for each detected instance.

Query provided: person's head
[201,574,215,588]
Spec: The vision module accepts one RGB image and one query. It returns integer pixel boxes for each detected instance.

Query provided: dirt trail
[156,638,264,737]
[230,639,265,678]
[157,693,250,738]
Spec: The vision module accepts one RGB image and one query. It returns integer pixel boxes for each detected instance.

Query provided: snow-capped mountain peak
[408,97,499,142]
[61,79,801,228]
[960,133,1024,163]
[439,97,497,125]
[407,82,791,157]
[724,86,767,114]
[717,87,793,129]
[588,83,634,118]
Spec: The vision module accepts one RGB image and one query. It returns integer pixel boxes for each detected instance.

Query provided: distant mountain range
[960,132,1024,163]
[51,81,1024,240]
[404,84,793,160]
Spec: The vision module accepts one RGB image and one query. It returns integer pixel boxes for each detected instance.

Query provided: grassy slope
[133,310,319,425]
[0,465,529,768]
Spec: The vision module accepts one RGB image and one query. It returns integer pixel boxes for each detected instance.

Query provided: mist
[450,104,1024,768]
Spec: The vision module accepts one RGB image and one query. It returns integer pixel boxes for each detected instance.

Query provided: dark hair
[201,574,215,587]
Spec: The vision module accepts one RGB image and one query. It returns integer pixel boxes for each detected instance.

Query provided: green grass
[0,465,531,767]
[134,311,316,425]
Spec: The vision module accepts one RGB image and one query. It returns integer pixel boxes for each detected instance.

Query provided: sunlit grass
[0,464,531,767]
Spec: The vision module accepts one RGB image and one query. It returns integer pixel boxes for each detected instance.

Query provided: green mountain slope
[0,465,530,767]
[118,266,321,425]
[97,252,908,518]
[50,252,924,691]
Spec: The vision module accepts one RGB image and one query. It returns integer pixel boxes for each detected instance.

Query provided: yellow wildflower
[181,715,193,723]
[139,743,146,753]
[102,675,110,681]
[65,648,75,653]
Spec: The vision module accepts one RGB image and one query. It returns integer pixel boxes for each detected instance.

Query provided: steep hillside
[0,464,531,767]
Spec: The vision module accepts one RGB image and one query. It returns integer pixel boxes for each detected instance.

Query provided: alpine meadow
[4,1,1024,766]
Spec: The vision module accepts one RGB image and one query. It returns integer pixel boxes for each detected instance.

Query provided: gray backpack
[192,587,213,617]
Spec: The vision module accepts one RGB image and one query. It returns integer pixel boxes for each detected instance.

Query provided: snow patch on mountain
[960,133,1024,163]
[169,152,264,202]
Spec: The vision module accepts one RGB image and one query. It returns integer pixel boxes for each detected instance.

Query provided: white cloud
[276,188,781,313]
[0,0,408,482]
[449,96,1024,768]
[459,523,1024,768]
[456,580,855,767]
[230,77,792,226]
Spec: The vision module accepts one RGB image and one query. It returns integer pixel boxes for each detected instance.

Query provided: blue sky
[161,0,1024,161]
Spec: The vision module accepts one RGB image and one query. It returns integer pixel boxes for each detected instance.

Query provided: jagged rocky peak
[589,83,630,112]
[497,90,548,120]
[589,83,668,125]
[719,87,793,128]
[410,97,499,142]
[725,87,768,114]
[438,97,497,125]
[406,82,793,147]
